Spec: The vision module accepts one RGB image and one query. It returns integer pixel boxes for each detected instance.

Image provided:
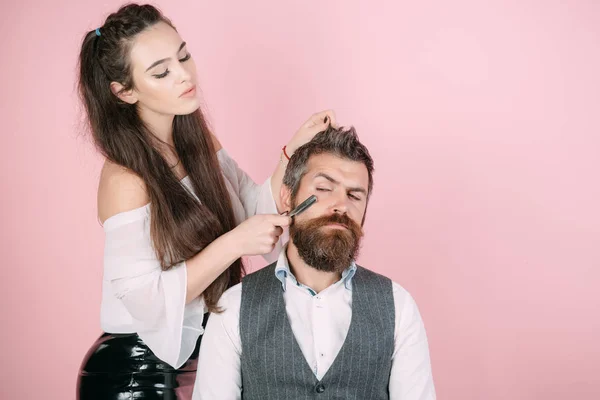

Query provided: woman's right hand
[228,214,291,257]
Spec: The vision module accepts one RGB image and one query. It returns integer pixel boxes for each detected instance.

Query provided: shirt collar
[274,244,357,293]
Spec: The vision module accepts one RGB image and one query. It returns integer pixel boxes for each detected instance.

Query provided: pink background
[1,0,599,399]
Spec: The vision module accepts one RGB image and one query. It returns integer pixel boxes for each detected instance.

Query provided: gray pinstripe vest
[239,262,395,400]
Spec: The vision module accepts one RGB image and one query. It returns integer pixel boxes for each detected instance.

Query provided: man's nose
[330,191,349,215]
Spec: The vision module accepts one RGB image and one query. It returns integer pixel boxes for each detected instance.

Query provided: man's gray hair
[283,126,374,199]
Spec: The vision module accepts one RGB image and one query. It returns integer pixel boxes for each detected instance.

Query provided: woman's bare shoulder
[97,160,149,224]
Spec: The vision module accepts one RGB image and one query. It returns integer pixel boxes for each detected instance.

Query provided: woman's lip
[180,85,196,97]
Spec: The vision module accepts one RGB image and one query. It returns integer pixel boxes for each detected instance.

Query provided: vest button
[315,383,326,393]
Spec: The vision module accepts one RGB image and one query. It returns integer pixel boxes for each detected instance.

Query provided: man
[193,126,436,400]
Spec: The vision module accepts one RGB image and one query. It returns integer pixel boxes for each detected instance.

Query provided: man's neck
[285,242,342,294]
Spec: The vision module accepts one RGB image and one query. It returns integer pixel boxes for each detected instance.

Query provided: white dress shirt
[193,246,436,399]
[100,148,281,368]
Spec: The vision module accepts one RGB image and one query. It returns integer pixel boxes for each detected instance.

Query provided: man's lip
[322,222,349,230]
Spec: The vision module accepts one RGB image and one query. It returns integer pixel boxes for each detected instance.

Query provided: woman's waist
[100,295,206,328]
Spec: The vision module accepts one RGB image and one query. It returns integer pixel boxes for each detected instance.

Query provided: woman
[76,3,336,399]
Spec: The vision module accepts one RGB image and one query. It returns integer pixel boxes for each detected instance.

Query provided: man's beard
[289,210,363,274]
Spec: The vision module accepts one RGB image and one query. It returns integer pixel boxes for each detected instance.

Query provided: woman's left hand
[286,110,338,156]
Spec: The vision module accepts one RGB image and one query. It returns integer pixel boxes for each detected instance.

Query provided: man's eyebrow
[315,172,339,184]
[315,172,367,194]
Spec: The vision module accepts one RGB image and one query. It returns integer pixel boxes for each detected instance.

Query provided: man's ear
[280,184,293,213]
[110,81,138,104]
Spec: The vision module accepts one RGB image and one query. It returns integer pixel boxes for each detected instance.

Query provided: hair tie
[95,28,101,37]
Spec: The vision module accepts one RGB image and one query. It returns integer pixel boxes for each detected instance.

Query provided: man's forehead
[304,153,369,185]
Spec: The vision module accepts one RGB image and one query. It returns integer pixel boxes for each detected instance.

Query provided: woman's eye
[153,69,170,79]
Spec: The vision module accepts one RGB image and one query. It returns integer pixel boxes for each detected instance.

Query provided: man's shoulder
[354,264,396,289]
[218,282,243,309]
[355,264,390,280]
[355,265,414,302]
[241,262,278,283]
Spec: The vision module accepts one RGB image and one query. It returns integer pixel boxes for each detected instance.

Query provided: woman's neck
[138,106,180,169]
[139,105,175,147]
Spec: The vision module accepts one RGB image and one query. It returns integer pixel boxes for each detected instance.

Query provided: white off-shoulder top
[99,148,283,368]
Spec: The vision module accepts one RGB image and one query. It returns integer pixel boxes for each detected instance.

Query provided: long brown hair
[78,3,243,311]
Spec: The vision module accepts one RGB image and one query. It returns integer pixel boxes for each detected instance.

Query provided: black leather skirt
[77,313,208,400]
